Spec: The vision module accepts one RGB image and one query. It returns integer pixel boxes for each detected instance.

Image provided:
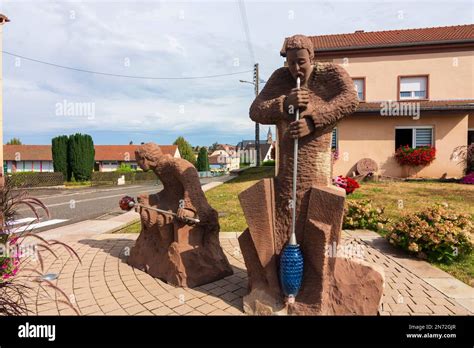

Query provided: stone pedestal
[128,193,233,288]
[238,179,384,315]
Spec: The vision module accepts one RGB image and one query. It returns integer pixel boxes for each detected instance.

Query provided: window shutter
[331,128,337,149]
[415,128,432,147]
[400,76,427,99]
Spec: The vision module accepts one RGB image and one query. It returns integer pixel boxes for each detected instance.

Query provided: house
[208,149,240,172]
[237,128,275,165]
[3,144,180,173]
[4,145,54,173]
[281,24,474,178]
[213,144,237,153]
[94,145,180,172]
[242,143,274,166]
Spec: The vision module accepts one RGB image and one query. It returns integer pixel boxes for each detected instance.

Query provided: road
[12,176,223,233]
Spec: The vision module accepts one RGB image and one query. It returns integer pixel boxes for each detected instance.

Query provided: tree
[209,142,219,153]
[173,136,196,166]
[196,147,210,172]
[51,135,69,180]
[68,133,95,181]
[6,138,22,145]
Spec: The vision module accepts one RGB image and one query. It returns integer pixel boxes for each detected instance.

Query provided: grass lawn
[347,180,474,221]
[206,166,275,232]
[433,254,474,287]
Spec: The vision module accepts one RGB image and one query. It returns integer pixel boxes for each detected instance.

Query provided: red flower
[395,146,436,166]
[333,175,360,194]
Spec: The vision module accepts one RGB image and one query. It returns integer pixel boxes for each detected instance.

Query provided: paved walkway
[20,227,472,316]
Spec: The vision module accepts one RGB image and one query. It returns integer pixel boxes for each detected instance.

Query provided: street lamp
[0,14,10,187]
[240,63,266,167]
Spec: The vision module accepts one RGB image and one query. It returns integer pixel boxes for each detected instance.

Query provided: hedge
[6,172,64,188]
[91,171,158,186]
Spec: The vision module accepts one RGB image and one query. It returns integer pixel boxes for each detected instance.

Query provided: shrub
[262,160,275,166]
[454,144,474,175]
[196,147,210,171]
[68,133,95,181]
[333,175,360,194]
[6,172,64,188]
[343,200,390,232]
[395,145,436,166]
[117,163,133,172]
[460,172,474,185]
[51,135,69,180]
[91,171,157,185]
[386,205,473,263]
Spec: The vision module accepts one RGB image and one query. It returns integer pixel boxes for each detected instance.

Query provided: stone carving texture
[128,143,233,287]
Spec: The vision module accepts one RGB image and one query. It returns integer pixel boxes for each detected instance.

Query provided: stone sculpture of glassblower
[238,35,384,315]
[121,142,233,288]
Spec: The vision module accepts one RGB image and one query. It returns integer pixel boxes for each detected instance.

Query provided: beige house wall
[333,112,471,178]
[332,50,473,101]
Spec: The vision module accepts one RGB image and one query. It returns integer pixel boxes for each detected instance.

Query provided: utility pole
[0,14,10,186]
[253,63,260,167]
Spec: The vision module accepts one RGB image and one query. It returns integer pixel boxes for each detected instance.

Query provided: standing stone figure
[127,142,233,288]
[238,35,384,315]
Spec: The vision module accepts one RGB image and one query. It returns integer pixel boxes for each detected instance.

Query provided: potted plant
[0,182,80,315]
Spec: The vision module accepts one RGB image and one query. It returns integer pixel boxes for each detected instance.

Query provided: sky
[0,0,473,147]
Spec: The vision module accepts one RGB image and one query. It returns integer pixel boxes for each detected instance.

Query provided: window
[395,127,433,150]
[399,76,428,100]
[468,129,474,145]
[352,78,365,101]
[331,128,337,150]
[33,161,41,172]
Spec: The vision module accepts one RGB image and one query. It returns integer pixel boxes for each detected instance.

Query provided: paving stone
[151,306,174,315]
[195,303,217,314]
[173,304,194,315]
[407,303,432,314]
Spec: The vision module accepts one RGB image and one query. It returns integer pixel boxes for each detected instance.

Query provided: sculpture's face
[286,49,313,85]
[137,156,150,171]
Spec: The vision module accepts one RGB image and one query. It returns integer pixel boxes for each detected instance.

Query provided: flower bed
[395,145,436,166]
[460,172,474,185]
[386,205,473,263]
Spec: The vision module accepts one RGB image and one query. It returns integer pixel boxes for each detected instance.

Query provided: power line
[237,0,255,64]
[2,51,253,80]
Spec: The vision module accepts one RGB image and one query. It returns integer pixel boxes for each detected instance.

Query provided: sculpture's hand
[284,87,310,116]
[176,207,196,224]
[289,117,315,139]
[139,205,172,228]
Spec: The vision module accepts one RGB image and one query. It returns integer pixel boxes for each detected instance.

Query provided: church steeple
[267,127,273,144]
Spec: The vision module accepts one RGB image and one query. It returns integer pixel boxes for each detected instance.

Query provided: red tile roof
[4,144,179,161]
[355,99,474,113]
[208,154,222,165]
[4,145,52,161]
[281,24,474,54]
